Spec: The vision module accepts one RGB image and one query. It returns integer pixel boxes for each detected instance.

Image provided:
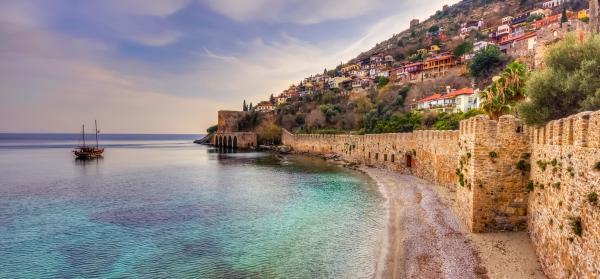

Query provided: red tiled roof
[440,88,475,99]
[418,93,443,103]
[418,88,475,103]
[499,32,536,45]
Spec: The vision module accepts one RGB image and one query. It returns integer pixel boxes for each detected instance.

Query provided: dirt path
[365,168,545,279]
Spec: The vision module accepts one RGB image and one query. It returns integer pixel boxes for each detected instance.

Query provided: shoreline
[360,167,545,279]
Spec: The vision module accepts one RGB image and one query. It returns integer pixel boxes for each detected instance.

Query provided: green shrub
[489,151,498,158]
[518,33,600,126]
[588,192,598,204]
[569,217,582,237]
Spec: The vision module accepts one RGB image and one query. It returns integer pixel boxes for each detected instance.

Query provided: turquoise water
[0,135,385,278]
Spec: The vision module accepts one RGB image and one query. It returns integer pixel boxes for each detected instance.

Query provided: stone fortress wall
[213,110,257,149]
[282,111,600,279]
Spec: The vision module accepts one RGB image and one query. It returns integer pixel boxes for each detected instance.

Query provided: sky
[0,0,457,134]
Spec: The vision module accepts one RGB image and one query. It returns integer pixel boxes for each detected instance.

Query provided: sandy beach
[364,168,546,279]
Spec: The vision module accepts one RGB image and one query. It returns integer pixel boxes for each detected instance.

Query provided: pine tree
[243,100,247,111]
[561,8,568,26]
[249,102,253,112]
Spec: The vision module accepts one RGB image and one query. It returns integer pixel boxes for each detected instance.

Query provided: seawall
[282,112,600,279]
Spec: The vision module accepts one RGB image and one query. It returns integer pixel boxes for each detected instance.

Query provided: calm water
[0,134,385,278]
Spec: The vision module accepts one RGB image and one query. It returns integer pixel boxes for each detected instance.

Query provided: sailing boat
[73,120,104,159]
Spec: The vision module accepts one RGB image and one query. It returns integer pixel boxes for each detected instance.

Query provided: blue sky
[0,0,456,133]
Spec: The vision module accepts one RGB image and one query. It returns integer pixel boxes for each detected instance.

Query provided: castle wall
[457,115,531,233]
[527,111,600,279]
[213,132,257,149]
[283,110,600,278]
[218,111,248,133]
[282,129,459,188]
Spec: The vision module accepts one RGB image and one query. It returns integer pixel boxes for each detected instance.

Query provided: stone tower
[591,0,599,33]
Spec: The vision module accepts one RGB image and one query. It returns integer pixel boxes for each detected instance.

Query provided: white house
[497,24,511,36]
[416,88,479,113]
[256,101,275,112]
[542,0,567,9]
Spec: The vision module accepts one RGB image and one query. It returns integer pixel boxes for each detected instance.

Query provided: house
[502,16,514,25]
[578,9,588,19]
[497,24,511,36]
[402,62,424,82]
[511,13,529,26]
[341,64,360,73]
[328,77,351,89]
[384,55,395,63]
[507,32,537,59]
[390,67,406,83]
[473,41,494,52]
[534,14,560,29]
[417,88,479,112]
[542,0,567,9]
[529,9,546,17]
[460,20,483,37]
[275,96,288,105]
[256,101,275,112]
[423,54,457,79]
[430,45,441,53]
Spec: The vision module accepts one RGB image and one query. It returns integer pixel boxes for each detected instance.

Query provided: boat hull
[73,148,104,159]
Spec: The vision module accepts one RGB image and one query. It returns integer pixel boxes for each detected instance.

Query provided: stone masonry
[282,110,600,278]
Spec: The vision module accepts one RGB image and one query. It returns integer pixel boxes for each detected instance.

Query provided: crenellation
[283,110,600,278]
[589,111,600,148]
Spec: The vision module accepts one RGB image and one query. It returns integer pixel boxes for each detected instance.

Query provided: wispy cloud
[0,0,457,133]
[202,0,387,24]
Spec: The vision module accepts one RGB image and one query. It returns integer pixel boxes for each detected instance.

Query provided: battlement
[531,111,600,148]
[459,115,530,142]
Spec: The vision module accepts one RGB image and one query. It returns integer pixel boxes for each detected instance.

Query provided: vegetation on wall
[479,61,528,120]
[518,34,600,126]
[206,125,218,134]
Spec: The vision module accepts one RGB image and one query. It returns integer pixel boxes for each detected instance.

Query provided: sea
[0,133,385,278]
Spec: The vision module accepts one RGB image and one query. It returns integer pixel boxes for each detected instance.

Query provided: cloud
[129,29,182,46]
[0,20,217,133]
[0,0,459,133]
[101,0,191,17]
[202,0,387,24]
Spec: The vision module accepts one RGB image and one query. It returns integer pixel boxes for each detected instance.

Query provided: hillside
[236,0,593,139]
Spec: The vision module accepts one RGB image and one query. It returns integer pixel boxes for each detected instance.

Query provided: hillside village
[237,0,594,135]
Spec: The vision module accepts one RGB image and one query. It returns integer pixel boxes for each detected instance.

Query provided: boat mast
[82,124,86,147]
[95,120,99,148]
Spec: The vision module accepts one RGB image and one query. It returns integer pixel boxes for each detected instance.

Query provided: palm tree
[479,61,528,120]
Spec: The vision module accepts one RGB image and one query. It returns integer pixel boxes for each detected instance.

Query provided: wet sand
[364,168,545,279]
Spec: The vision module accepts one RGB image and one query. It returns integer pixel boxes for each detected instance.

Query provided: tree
[561,8,568,25]
[248,102,253,112]
[269,94,275,103]
[257,124,282,145]
[469,45,508,88]
[518,33,600,125]
[428,25,440,33]
[206,125,218,134]
[454,41,474,57]
[480,61,528,120]
[243,100,248,111]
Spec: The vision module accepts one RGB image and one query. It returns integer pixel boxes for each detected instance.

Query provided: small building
[328,77,351,90]
[497,24,511,36]
[578,9,588,19]
[417,88,479,113]
[460,20,483,38]
[423,54,457,79]
[542,0,567,9]
[502,16,514,25]
[275,96,288,105]
[402,62,424,82]
[256,101,275,112]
